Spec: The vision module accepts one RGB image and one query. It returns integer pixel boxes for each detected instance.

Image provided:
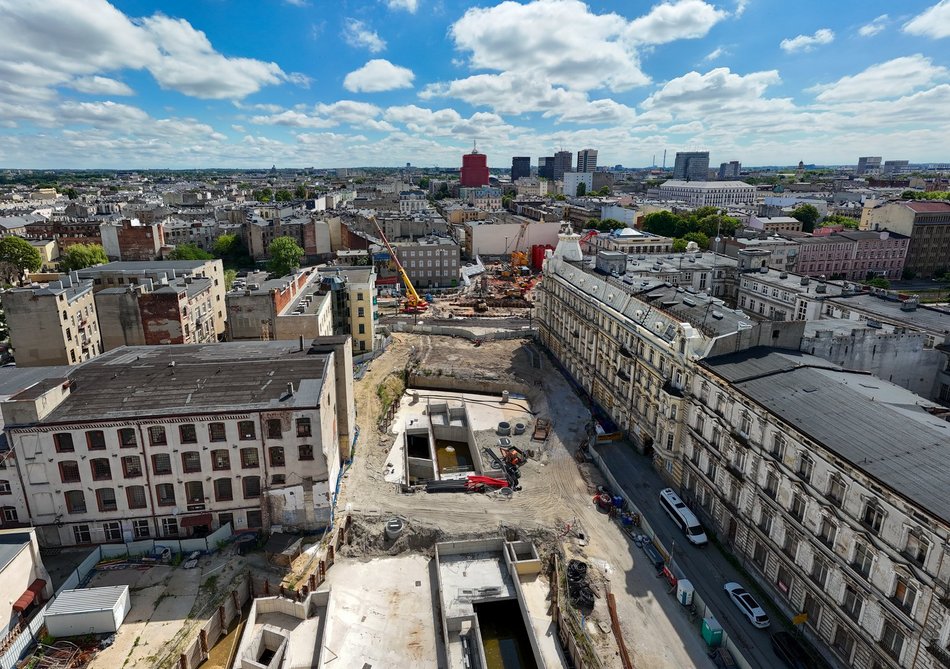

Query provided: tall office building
[538,156,555,180]
[856,156,882,174]
[460,149,489,187]
[717,160,741,179]
[511,156,531,182]
[553,150,573,182]
[576,149,598,173]
[672,151,710,181]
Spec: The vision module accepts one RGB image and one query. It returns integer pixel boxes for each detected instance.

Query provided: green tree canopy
[597,186,611,195]
[274,189,293,202]
[791,204,820,233]
[224,268,237,291]
[672,238,688,253]
[293,184,308,199]
[682,231,710,249]
[866,277,890,289]
[60,243,108,272]
[900,190,950,200]
[0,236,42,285]
[167,243,213,261]
[641,211,681,237]
[418,177,431,189]
[253,187,273,202]
[64,187,79,200]
[576,182,587,196]
[267,237,304,277]
[821,214,860,229]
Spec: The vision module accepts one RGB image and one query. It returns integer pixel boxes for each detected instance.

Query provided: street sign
[792,612,808,626]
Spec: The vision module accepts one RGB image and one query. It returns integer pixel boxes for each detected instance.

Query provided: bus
[659,488,708,545]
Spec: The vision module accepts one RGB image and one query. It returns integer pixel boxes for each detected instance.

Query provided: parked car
[723,582,770,628]
[771,631,814,668]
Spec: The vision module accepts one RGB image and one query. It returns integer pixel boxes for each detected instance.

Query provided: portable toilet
[677,579,694,606]
[702,616,724,647]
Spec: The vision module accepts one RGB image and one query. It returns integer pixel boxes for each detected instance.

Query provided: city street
[595,441,783,669]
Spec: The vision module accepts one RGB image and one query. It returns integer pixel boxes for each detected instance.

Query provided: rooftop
[8,341,331,425]
[0,531,31,573]
[703,348,950,524]
[739,268,845,296]
[660,180,754,189]
[827,293,950,335]
[80,260,217,272]
[903,200,950,213]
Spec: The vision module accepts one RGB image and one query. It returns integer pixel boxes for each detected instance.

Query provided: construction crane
[371,216,428,314]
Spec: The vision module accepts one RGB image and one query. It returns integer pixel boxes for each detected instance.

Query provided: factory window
[243,476,261,498]
[122,456,142,478]
[214,478,233,502]
[155,483,176,506]
[298,444,314,461]
[149,426,167,446]
[90,458,112,481]
[181,451,201,473]
[132,519,150,538]
[185,481,204,504]
[211,450,230,471]
[72,525,91,544]
[179,424,198,444]
[118,428,137,448]
[296,418,311,437]
[269,446,285,467]
[272,474,286,485]
[240,448,259,469]
[126,485,147,509]
[54,433,75,453]
[267,419,283,439]
[151,453,172,476]
[238,421,256,440]
[161,518,179,537]
[96,488,118,512]
[208,422,227,442]
[64,490,86,514]
[60,461,81,483]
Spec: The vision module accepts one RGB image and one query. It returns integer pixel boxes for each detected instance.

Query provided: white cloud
[284,0,309,6]
[343,59,414,92]
[808,55,949,102]
[252,100,395,131]
[545,99,637,125]
[386,0,419,13]
[342,19,386,53]
[67,76,134,96]
[734,0,750,17]
[703,47,726,61]
[58,100,149,125]
[625,0,727,45]
[251,110,338,129]
[858,14,888,37]
[780,28,834,53]
[384,104,514,137]
[903,1,950,38]
[641,67,782,112]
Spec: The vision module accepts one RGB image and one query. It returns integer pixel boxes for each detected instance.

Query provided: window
[358,324,365,334]
[65,490,86,514]
[739,412,752,436]
[73,524,91,544]
[240,448,259,469]
[161,517,179,537]
[752,541,767,571]
[358,307,365,317]
[770,434,785,460]
[832,626,855,662]
[0,480,10,496]
[842,585,863,621]
[211,449,230,471]
[238,421,256,440]
[155,483,176,506]
[880,620,905,661]
[764,470,778,498]
[118,428,137,448]
[818,517,837,548]
[853,542,874,579]
[60,461,81,483]
[267,419,282,439]
[85,430,106,450]
[700,383,709,404]
[218,513,233,528]
[790,493,806,522]
[904,530,930,566]
[271,474,286,485]
[122,456,142,478]
[811,556,829,588]
[862,502,885,535]
[246,510,262,528]
[149,426,167,446]
[103,521,122,542]
[185,481,204,504]
[695,414,705,436]
[710,427,720,450]
[133,519,150,538]
[827,474,846,507]
[296,418,311,437]
[784,532,799,561]
[126,485,147,509]
[759,508,773,535]
[54,433,75,453]
[213,478,233,501]
[243,476,261,498]
[208,422,226,442]
[269,446,285,467]
[152,453,172,476]
[798,455,813,483]
[298,444,314,461]
[893,576,917,614]
[802,592,821,629]
[179,424,198,444]
[96,488,117,512]
[90,458,112,481]
[181,451,201,473]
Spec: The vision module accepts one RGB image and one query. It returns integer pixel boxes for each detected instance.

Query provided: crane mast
[371,216,428,313]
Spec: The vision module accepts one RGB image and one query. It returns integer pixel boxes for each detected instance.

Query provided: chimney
[286,382,295,396]
[298,335,304,352]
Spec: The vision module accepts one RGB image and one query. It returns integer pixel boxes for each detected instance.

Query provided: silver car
[724,582,770,629]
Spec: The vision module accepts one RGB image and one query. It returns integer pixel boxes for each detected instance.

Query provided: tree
[267,237,304,277]
[553,193,566,201]
[60,243,108,272]
[866,277,890,289]
[253,187,273,202]
[672,238,688,253]
[274,189,293,202]
[294,184,308,199]
[418,177,431,189]
[597,186,611,196]
[213,233,241,260]
[576,182,587,196]
[224,269,237,291]
[682,231,710,249]
[596,218,626,232]
[167,243,213,260]
[641,211,681,237]
[64,187,79,200]
[821,214,859,229]
[0,236,42,285]
[502,194,513,209]
[791,204,820,233]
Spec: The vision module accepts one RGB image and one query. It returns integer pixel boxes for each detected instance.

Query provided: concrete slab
[518,573,568,668]
[438,552,515,620]
[319,555,439,668]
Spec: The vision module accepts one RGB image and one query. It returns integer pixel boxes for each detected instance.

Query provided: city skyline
[0,0,948,169]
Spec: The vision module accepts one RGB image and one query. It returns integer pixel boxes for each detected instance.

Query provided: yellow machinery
[510,251,529,267]
[371,217,428,313]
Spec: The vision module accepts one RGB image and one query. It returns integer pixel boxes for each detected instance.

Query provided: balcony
[617,369,630,382]
[618,345,633,359]
[726,463,745,483]
[731,429,750,448]
[927,641,950,668]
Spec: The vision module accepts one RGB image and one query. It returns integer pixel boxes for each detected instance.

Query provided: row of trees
[251,185,310,203]
[900,190,950,200]
[641,207,741,241]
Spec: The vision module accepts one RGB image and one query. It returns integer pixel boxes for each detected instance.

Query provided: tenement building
[682,349,950,669]
[0,338,354,547]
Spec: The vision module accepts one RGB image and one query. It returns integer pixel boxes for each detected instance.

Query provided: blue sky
[0,0,948,168]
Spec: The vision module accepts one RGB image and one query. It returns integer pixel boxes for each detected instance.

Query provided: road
[595,441,780,669]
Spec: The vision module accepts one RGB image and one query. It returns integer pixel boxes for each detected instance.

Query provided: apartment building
[747,216,802,233]
[316,266,378,353]
[99,218,165,261]
[459,186,502,211]
[587,228,674,256]
[795,231,909,281]
[226,267,333,342]
[4,276,101,367]
[391,237,460,288]
[0,339,355,547]
[860,201,950,278]
[399,190,428,215]
[536,236,801,473]
[659,180,756,207]
[722,236,800,272]
[737,268,842,322]
[672,152,710,181]
[681,348,950,669]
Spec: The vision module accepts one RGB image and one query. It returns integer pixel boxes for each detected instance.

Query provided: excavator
[371,216,428,314]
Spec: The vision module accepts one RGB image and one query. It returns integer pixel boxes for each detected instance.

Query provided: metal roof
[0,532,30,572]
[46,586,128,616]
[703,348,950,524]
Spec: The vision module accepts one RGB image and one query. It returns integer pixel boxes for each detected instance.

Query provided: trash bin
[677,579,694,606]
[702,616,723,647]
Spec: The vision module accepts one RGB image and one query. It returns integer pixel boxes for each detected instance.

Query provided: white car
[724,582,770,629]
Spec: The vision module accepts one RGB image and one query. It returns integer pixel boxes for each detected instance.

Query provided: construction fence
[390,321,536,341]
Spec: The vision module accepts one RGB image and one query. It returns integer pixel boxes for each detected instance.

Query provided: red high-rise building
[460,150,489,187]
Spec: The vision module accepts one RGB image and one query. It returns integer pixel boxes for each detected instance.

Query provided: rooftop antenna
[702,219,723,330]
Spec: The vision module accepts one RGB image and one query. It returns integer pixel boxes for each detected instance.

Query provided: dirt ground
[331,333,712,668]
